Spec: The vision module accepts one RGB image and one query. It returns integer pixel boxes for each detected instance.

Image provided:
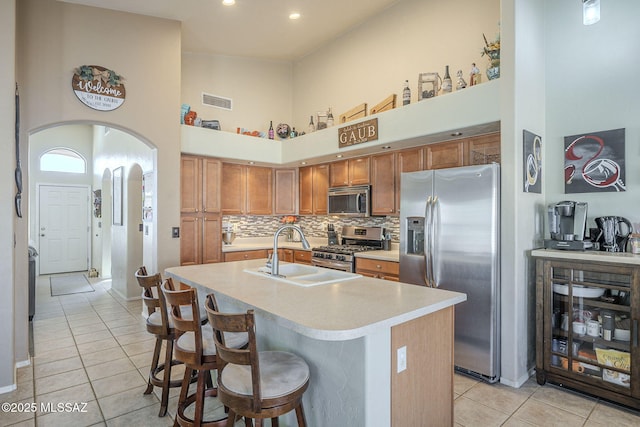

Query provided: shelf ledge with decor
[181,79,501,166]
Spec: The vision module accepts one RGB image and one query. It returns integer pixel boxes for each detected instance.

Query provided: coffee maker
[594,216,633,252]
[544,201,593,250]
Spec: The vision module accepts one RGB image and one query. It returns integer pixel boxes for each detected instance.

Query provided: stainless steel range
[311,226,384,272]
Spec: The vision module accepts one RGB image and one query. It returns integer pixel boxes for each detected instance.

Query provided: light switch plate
[172,227,180,238]
[397,346,407,373]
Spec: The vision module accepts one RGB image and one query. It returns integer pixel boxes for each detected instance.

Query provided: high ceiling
[58,0,401,61]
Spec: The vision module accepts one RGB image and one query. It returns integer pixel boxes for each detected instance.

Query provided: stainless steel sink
[244,263,361,287]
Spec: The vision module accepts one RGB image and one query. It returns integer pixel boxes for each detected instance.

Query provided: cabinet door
[396,148,424,212]
[181,156,201,214]
[202,158,221,214]
[221,163,246,214]
[330,160,349,187]
[274,169,297,215]
[298,166,313,215]
[180,215,201,266]
[246,166,273,215]
[294,250,312,264]
[313,164,329,215]
[467,132,501,165]
[349,157,370,185]
[426,141,464,170]
[202,214,221,264]
[541,260,638,402]
[371,152,396,215]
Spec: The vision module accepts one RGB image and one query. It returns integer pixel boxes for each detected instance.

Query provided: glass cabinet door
[548,264,633,391]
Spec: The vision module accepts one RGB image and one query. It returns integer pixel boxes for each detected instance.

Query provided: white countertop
[531,248,640,265]
[165,259,465,341]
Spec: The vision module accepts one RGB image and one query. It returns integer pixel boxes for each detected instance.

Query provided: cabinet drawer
[356,258,399,275]
[294,250,312,264]
[224,249,268,262]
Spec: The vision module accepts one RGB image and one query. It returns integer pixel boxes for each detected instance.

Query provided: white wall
[0,0,18,391]
[181,53,293,135]
[292,0,501,130]
[544,0,640,227]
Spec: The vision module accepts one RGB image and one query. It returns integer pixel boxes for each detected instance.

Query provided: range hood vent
[202,92,232,111]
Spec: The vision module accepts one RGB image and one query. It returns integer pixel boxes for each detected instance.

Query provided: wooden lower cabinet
[293,250,312,265]
[534,254,640,410]
[267,248,294,263]
[355,258,399,281]
[224,249,268,262]
[180,214,221,265]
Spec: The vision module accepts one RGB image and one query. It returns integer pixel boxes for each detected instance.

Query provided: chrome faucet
[271,224,311,276]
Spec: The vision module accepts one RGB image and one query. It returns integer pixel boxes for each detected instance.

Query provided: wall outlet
[172,227,180,238]
[397,345,407,373]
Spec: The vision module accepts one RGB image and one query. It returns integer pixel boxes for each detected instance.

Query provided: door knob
[40,234,45,237]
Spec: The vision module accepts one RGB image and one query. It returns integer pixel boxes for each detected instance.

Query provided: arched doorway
[28,123,155,298]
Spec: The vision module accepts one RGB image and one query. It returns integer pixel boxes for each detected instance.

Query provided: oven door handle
[311,258,352,272]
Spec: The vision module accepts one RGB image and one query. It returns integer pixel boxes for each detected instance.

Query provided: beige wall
[0,0,17,390]
[181,53,293,134]
[8,0,182,386]
[292,0,501,129]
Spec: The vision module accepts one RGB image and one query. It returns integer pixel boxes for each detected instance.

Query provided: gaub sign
[338,118,378,148]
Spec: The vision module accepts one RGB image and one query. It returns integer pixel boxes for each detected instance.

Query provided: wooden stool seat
[135,267,186,417]
[205,294,309,427]
[162,278,249,427]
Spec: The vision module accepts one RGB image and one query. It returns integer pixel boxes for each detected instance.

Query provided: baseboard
[15,358,31,368]
[0,383,17,394]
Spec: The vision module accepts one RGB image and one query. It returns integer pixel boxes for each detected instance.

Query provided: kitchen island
[166,259,466,427]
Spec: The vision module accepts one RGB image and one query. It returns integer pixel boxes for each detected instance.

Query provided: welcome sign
[72,65,126,111]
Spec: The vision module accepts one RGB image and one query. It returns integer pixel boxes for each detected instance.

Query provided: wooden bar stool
[135,266,184,417]
[161,278,248,427]
[204,293,310,427]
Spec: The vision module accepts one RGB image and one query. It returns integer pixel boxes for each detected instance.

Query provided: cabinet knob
[376,264,381,269]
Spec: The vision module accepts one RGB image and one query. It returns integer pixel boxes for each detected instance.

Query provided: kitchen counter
[165,260,465,426]
[531,248,640,265]
[355,248,399,262]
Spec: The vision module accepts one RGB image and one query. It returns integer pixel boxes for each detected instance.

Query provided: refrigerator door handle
[430,196,438,287]
[424,196,432,286]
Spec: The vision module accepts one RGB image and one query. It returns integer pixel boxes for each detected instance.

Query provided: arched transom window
[39,148,86,174]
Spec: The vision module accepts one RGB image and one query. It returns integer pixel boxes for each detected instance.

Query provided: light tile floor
[1,274,640,426]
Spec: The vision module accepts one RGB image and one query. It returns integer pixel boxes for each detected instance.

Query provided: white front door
[38,185,90,275]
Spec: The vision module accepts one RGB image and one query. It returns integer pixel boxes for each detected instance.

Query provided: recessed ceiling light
[382,145,391,150]
[289,12,301,20]
[301,161,307,165]
[336,154,343,158]
[450,132,463,137]
[248,161,255,165]
[222,0,235,6]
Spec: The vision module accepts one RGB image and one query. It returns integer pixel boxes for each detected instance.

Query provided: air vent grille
[202,92,232,111]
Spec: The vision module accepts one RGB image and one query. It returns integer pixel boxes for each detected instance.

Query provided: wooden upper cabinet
[222,163,273,215]
[425,141,465,170]
[329,157,370,187]
[329,160,349,187]
[298,166,313,215]
[274,169,297,215]
[371,152,396,216]
[202,157,221,213]
[181,155,201,214]
[246,166,273,215]
[221,163,246,215]
[466,132,501,165]
[313,164,329,215]
[396,147,425,212]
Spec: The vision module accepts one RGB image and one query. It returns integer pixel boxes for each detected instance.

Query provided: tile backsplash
[222,215,400,242]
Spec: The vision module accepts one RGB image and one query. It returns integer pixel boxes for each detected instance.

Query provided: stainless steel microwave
[327,185,370,217]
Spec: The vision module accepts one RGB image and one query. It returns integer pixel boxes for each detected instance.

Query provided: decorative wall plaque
[72,65,126,111]
[338,118,378,148]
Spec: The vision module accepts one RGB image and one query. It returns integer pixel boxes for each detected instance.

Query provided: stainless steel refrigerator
[400,163,500,382]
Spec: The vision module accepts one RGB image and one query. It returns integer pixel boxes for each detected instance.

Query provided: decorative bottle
[308,115,315,133]
[327,108,334,127]
[441,66,452,93]
[268,121,274,140]
[403,80,411,105]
